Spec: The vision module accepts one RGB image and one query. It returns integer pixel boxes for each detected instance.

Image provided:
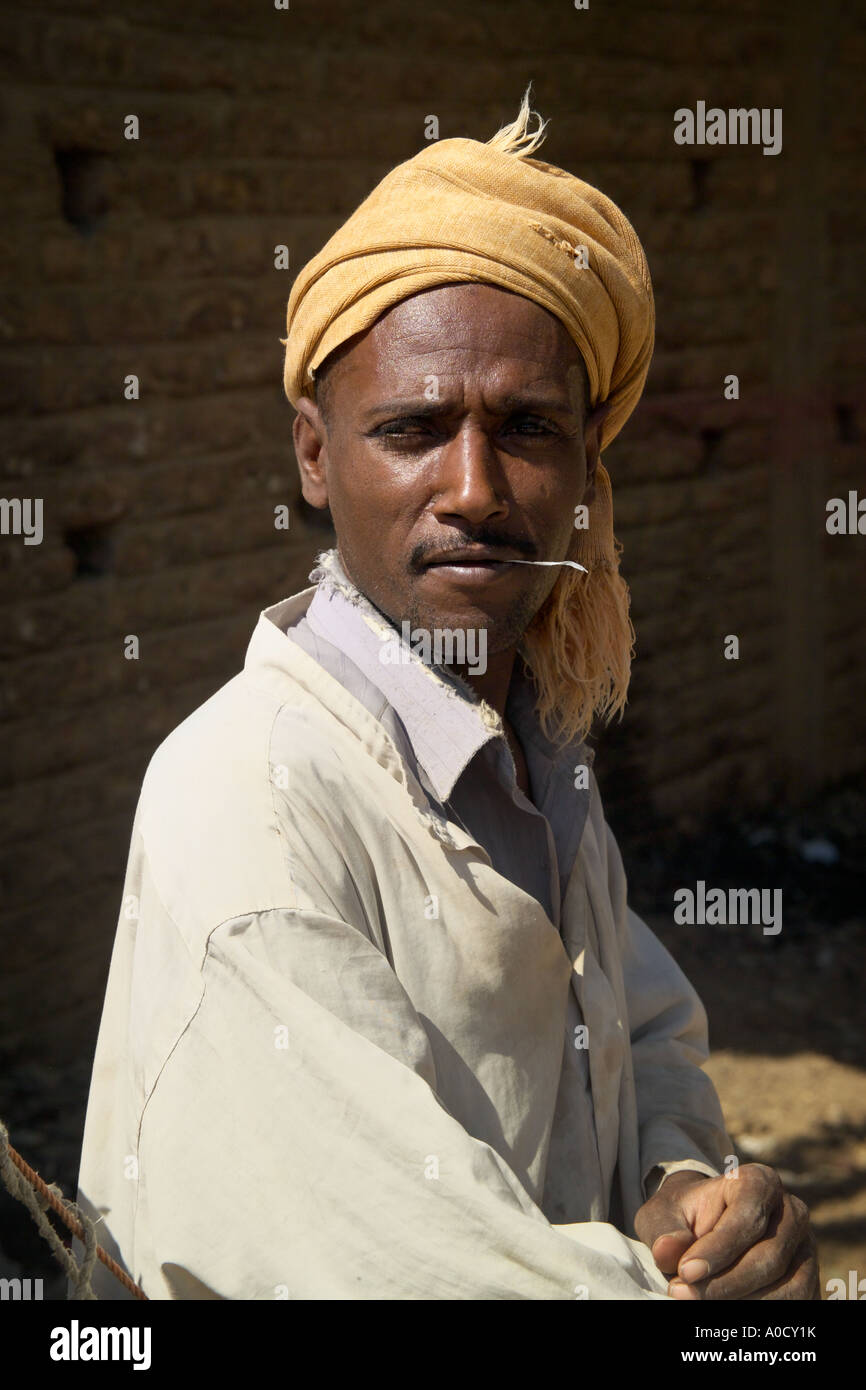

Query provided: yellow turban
[282,99,654,575]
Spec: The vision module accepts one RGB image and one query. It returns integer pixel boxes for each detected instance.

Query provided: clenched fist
[634,1163,820,1300]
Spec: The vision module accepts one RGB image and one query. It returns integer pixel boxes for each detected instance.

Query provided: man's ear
[292,397,330,510]
[580,399,612,508]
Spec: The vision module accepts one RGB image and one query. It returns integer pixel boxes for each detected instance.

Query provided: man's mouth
[426,559,508,570]
[422,546,524,571]
[422,551,587,578]
[422,552,518,584]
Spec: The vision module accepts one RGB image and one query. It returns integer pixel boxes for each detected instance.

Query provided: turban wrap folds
[282,116,655,576]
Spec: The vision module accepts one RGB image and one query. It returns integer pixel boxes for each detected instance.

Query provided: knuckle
[742,1198,772,1240]
[740,1162,778,1194]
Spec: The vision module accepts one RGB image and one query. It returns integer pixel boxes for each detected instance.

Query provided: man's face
[293,282,606,657]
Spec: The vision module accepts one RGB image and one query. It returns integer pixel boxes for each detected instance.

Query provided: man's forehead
[331,286,585,394]
[369,282,573,349]
[344,356,587,418]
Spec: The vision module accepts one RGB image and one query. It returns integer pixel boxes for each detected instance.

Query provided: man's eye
[508,417,557,435]
[375,420,431,437]
[371,416,558,440]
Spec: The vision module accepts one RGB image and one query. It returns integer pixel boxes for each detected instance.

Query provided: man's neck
[321,546,532,794]
[445,647,516,719]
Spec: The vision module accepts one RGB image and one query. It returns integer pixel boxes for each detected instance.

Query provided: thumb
[647,1229,695,1275]
[634,1195,696,1274]
[634,1171,711,1273]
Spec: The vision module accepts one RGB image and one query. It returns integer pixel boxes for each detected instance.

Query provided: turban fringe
[282,106,654,742]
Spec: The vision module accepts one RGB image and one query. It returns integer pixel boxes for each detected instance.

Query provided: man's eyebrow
[363,391,579,420]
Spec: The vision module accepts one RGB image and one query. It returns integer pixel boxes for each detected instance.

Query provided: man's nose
[432,422,509,524]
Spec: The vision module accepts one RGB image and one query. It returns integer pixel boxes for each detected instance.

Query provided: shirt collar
[296,547,593,804]
[299,548,499,802]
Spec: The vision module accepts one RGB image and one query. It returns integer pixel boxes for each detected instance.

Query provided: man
[76,94,818,1300]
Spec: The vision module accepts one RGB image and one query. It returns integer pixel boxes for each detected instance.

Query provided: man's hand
[633,1164,820,1300]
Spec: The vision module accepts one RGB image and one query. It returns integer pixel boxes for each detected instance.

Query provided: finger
[634,1172,723,1254]
[741,1235,821,1301]
[675,1165,784,1285]
[686,1194,811,1301]
[650,1229,696,1276]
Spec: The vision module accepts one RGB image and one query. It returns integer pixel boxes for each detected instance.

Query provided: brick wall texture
[1,0,864,1061]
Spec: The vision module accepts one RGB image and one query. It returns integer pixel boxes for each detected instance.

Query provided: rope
[0,1119,148,1301]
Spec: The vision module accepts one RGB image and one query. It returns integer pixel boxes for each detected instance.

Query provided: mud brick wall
[0,0,863,1061]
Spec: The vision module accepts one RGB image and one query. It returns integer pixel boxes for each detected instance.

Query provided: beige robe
[76,581,731,1300]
